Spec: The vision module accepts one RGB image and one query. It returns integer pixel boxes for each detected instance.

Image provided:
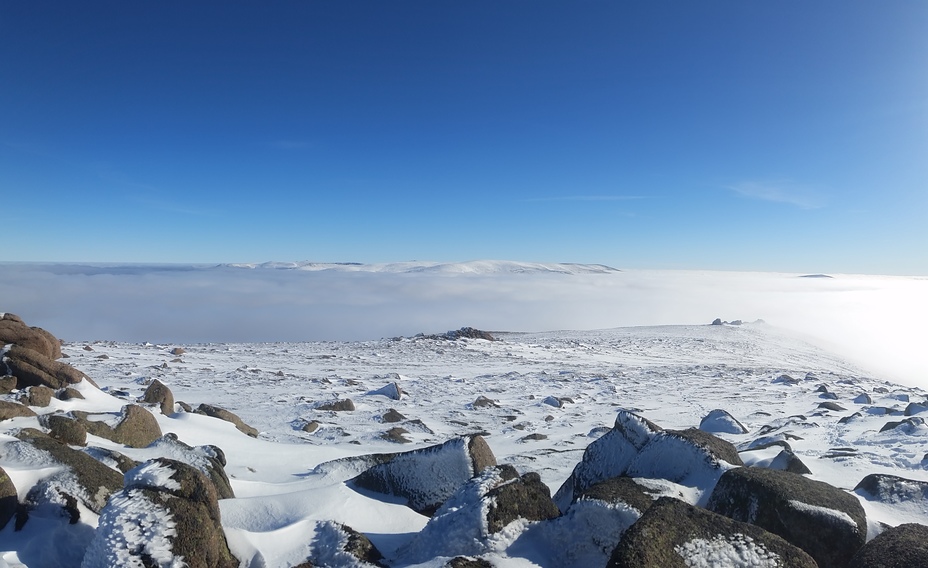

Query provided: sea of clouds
[1,262,924,388]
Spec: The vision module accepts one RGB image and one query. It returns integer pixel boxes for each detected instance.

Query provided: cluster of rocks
[415,327,497,341]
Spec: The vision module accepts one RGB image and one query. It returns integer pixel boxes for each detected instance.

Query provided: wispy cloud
[727,181,825,210]
[522,195,649,203]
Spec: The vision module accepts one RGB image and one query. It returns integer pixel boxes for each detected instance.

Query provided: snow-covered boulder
[83,458,237,568]
[848,523,928,568]
[699,409,748,434]
[146,433,234,499]
[0,399,37,421]
[607,497,817,568]
[854,473,928,506]
[367,381,402,400]
[553,411,662,512]
[707,467,867,568]
[300,521,384,567]
[352,435,497,515]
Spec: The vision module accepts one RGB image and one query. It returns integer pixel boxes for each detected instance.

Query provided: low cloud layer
[1,263,924,387]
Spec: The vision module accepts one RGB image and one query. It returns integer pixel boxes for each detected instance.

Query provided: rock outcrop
[194,403,259,437]
[848,523,928,568]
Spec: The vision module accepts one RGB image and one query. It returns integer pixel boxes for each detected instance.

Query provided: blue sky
[2,1,926,274]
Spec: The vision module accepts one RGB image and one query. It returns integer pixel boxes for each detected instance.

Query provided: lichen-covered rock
[142,379,175,415]
[699,409,748,434]
[76,404,162,448]
[352,435,496,515]
[0,466,17,530]
[58,386,85,400]
[146,434,234,499]
[0,400,37,421]
[195,403,259,437]
[554,411,662,512]
[607,497,817,568]
[0,374,17,394]
[0,314,61,359]
[3,344,91,389]
[707,466,867,568]
[848,523,928,568]
[45,414,88,446]
[82,458,237,568]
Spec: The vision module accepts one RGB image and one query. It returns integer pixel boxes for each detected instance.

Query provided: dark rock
[195,403,259,437]
[446,558,494,568]
[579,476,669,514]
[84,458,237,567]
[607,497,817,568]
[485,472,559,533]
[0,314,62,359]
[427,327,496,341]
[383,427,411,443]
[820,392,839,400]
[0,466,17,530]
[711,318,723,325]
[170,347,186,356]
[819,401,847,411]
[45,414,88,446]
[699,409,748,434]
[853,393,872,404]
[19,385,55,407]
[0,400,37,421]
[773,374,800,385]
[317,399,355,412]
[3,344,92,389]
[141,378,175,415]
[77,404,162,448]
[83,446,140,473]
[382,408,406,423]
[707,467,867,568]
[302,420,320,433]
[848,523,928,568]
[352,435,496,515]
[520,433,547,442]
[178,401,193,412]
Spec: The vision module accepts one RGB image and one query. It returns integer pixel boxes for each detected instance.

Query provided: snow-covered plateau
[2,309,928,566]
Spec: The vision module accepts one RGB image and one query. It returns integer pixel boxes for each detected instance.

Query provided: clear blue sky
[2,1,926,274]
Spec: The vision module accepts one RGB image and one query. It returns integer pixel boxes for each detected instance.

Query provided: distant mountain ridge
[217,260,621,275]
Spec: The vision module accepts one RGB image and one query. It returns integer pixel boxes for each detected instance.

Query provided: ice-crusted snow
[675,534,780,568]
[81,489,181,568]
[124,461,180,491]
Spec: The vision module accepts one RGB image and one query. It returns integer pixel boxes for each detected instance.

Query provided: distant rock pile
[418,327,497,341]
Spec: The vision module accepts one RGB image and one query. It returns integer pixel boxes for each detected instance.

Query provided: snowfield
[3,317,928,566]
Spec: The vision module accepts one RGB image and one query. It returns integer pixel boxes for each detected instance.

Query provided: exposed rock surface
[607,497,818,568]
[0,313,61,359]
[3,344,91,389]
[352,435,496,515]
[0,400,37,421]
[142,379,175,415]
[75,404,163,448]
[707,466,867,568]
[485,471,559,533]
[317,398,356,412]
[855,473,928,506]
[195,403,259,437]
[848,523,928,568]
[19,385,55,407]
[0,466,16,530]
[45,413,88,446]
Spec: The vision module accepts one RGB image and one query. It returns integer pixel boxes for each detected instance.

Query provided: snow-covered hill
[3,319,927,566]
